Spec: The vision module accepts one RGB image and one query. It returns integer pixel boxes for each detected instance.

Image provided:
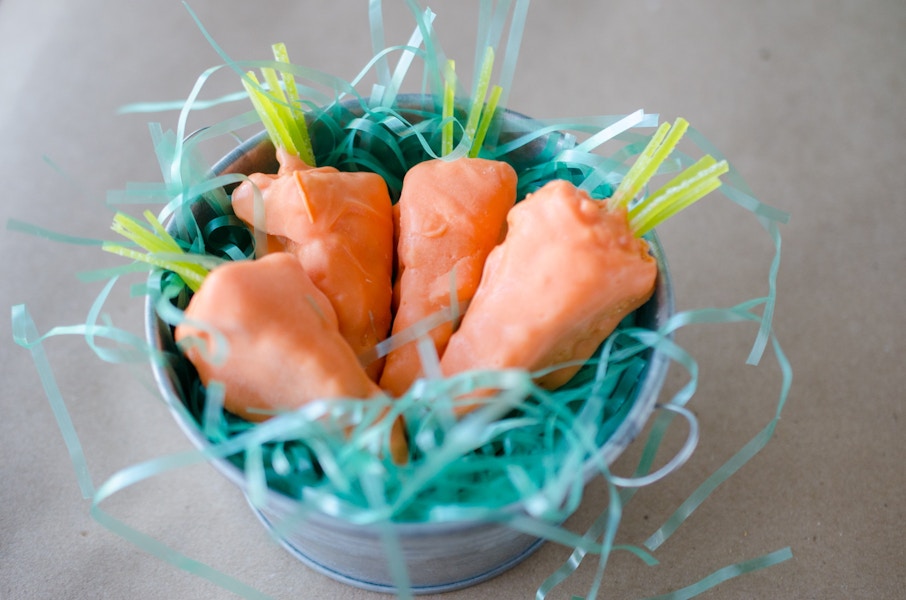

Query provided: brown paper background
[2,1,903,598]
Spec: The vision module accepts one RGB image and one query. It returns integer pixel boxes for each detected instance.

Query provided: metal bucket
[145,96,674,594]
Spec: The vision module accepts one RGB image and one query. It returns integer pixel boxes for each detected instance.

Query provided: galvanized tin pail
[146,96,674,594]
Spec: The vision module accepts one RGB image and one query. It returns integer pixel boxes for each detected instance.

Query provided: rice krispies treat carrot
[440,179,656,391]
[440,119,729,408]
[230,150,394,381]
[378,52,518,396]
[378,156,517,396]
[174,253,380,419]
[173,252,408,462]
[230,44,395,380]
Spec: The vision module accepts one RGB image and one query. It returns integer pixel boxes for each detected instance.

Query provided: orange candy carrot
[440,179,658,394]
[231,150,395,380]
[174,252,382,420]
[175,253,408,462]
[378,157,518,397]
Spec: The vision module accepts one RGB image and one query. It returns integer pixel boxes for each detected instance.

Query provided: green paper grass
[102,211,211,292]
[241,43,316,166]
[8,2,793,599]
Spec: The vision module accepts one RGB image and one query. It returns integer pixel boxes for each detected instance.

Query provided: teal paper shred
[643,330,792,552]
[88,502,277,600]
[11,305,95,500]
[118,89,250,115]
[404,0,445,103]
[12,285,790,598]
[360,463,415,596]
[641,547,793,600]
[369,0,393,90]
[7,1,796,599]
[6,218,106,246]
[378,10,436,109]
[76,262,155,284]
